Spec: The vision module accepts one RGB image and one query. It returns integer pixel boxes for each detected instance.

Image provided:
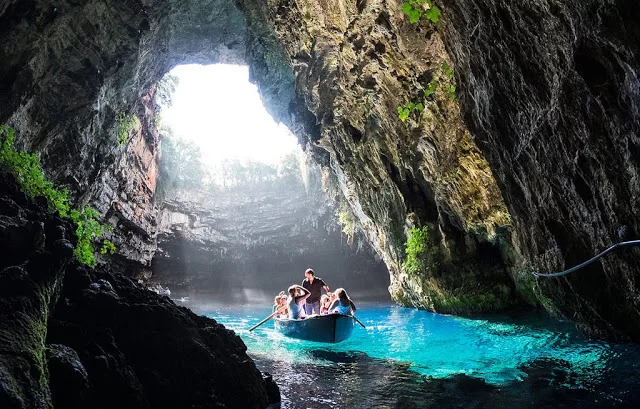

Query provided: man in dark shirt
[301,268,330,315]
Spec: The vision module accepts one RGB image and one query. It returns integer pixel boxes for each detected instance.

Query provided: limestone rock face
[237,0,640,340]
[438,0,640,340]
[0,170,74,409]
[0,168,277,409]
[48,264,276,409]
[2,0,640,341]
[238,0,517,313]
[0,0,247,271]
[153,178,389,299]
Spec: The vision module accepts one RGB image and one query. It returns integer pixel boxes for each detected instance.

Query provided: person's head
[335,288,350,303]
[288,285,298,297]
[304,268,315,281]
[320,294,330,306]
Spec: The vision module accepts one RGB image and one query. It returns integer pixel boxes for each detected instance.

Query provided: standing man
[301,268,330,315]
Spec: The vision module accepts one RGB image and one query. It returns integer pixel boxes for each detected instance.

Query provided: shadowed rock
[0,168,278,408]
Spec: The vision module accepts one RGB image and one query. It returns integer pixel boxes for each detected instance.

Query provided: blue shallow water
[198,303,640,408]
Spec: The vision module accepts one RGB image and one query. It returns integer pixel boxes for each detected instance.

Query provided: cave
[2,0,640,408]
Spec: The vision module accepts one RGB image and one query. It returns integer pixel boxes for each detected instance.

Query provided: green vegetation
[401,0,441,24]
[424,80,438,98]
[424,64,456,101]
[399,63,457,123]
[428,289,511,313]
[397,101,424,122]
[155,73,179,108]
[402,226,430,275]
[116,113,138,146]
[100,239,116,255]
[0,125,114,266]
[441,63,456,101]
[157,133,206,199]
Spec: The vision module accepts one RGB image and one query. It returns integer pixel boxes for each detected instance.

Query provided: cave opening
[150,63,391,306]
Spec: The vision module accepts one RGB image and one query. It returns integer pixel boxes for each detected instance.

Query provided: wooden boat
[274,314,355,343]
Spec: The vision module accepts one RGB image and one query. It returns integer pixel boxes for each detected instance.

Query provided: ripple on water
[199,303,640,408]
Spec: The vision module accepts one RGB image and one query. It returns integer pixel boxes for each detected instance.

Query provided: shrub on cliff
[0,125,114,265]
[402,226,431,275]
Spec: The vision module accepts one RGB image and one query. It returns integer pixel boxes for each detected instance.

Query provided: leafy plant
[424,80,439,98]
[0,125,114,266]
[402,226,430,275]
[445,83,456,100]
[397,101,424,122]
[423,64,456,101]
[441,63,457,100]
[442,63,454,79]
[116,113,138,147]
[401,0,441,24]
[101,239,117,255]
[155,73,179,108]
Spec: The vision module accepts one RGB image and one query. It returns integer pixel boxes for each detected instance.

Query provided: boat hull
[274,314,355,343]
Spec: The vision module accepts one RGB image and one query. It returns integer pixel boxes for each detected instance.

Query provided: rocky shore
[0,169,278,409]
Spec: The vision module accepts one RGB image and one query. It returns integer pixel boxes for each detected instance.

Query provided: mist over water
[188,302,640,408]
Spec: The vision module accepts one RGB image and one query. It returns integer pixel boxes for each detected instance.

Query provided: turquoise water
[198,303,640,408]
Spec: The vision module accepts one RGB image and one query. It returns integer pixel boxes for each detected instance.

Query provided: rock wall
[0,0,248,271]
[2,0,640,341]
[237,0,640,340]
[152,176,389,300]
[438,0,640,340]
[238,0,518,313]
[0,168,277,409]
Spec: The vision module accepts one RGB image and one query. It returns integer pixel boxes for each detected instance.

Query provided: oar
[249,307,286,332]
[353,315,366,329]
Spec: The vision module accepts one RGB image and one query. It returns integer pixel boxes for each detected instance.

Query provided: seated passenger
[287,284,311,319]
[320,294,331,315]
[273,291,288,317]
[329,288,357,315]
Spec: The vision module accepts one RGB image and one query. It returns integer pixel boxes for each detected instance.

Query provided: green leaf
[401,2,413,14]
[442,63,454,79]
[398,107,410,122]
[408,9,421,23]
[424,80,438,97]
[415,103,424,112]
[425,6,441,24]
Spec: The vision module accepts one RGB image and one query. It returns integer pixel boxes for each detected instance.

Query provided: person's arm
[320,278,330,294]
[293,285,311,305]
[328,300,339,312]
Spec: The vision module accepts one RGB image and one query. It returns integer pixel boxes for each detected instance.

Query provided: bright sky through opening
[161,64,300,165]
